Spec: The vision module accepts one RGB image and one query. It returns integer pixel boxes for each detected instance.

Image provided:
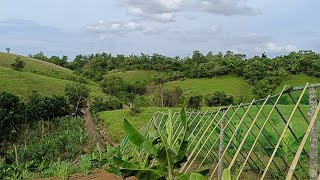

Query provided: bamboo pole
[260,83,309,180]
[228,95,270,170]
[286,101,320,179]
[184,108,231,172]
[179,107,226,173]
[187,110,221,150]
[173,111,204,146]
[209,100,255,180]
[236,86,287,179]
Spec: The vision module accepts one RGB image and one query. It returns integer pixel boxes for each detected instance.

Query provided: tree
[65,83,90,114]
[5,48,10,53]
[185,93,202,111]
[11,57,25,71]
[205,91,234,107]
[0,91,25,147]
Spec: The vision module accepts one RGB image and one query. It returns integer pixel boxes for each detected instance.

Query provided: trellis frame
[120,83,320,179]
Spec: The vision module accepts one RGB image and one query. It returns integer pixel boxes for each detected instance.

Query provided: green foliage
[11,57,25,71]
[26,91,69,121]
[222,169,231,180]
[205,91,234,107]
[40,159,75,179]
[91,96,123,113]
[185,93,202,111]
[6,117,85,167]
[65,83,90,114]
[116,109,208,180]
[0,91,25,147]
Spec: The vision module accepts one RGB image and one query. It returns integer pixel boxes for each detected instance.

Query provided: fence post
[309,86,318,180]
[218,113,225,180]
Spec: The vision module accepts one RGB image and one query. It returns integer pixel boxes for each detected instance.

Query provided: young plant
[114,108,208,180]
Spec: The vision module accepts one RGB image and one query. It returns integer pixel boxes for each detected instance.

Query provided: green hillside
[277,74,320,91]
[0,66,104,100]
[0,52,85,82]
[164,75,253,98]
[104,70,158,83]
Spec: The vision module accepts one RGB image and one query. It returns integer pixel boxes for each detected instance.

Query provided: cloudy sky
[0,0,319,59]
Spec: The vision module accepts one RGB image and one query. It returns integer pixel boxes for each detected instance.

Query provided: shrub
[65,83,90,114]
[185,93,202,111]
[163,87,183,107]
[11,57,25,71]
[91,96,122,113]
[205,91,234,107]
[0,91,25,147]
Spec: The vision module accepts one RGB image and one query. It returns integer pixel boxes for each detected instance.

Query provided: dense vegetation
[29,50,320,101]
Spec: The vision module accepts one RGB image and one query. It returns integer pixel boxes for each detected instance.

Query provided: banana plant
[114,108,208,180]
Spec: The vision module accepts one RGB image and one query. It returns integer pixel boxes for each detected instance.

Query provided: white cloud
[255,42,297,54]
[197,0,260,16]
[121,0,260,23]
[86,20,157,38]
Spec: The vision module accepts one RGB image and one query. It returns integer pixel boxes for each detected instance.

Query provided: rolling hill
[164,75,254,99]
[0,52,100,86]
[104,70,158,83]
[0,66,104,100]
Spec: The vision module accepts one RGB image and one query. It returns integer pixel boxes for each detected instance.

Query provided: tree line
[29,50,320,98]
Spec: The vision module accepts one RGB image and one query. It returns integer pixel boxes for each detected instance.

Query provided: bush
[91,96,123,113]
[65,83,90,114]
[205,91,234,107]
[11,57,25,71]
[185,93,202,111]
[6,117,85,168]
[26,92,69,121]
[0,91,25,149]
[163,87,183,107]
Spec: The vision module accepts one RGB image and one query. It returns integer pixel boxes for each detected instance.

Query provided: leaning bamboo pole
[286,101,320,179]
[173,111,203,146]
[260,83,309,180]
[236,86,287,179]
[179,107,227,173]
[228,95,270,169]
[209,100,255,180]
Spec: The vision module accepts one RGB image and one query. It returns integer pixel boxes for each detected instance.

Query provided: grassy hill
[0,52,89,83]
[164,75,254,99]
[104,70,158,83]
[0,66,104,100]
[276,74,320,91]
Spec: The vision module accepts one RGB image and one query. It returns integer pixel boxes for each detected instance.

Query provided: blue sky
[0,0,319,59]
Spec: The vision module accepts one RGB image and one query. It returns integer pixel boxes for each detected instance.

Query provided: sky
[0,0,319,59]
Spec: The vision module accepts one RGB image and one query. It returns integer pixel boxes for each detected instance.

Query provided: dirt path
[82,107,114,150]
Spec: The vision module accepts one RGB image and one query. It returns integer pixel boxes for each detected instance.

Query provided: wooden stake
[309,86,318,180]
[286,101,320,179]
[218,113,225,180]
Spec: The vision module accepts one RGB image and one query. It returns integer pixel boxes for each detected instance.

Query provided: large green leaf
[113,157,166,179]
[180,108,187,130]
[177,173,208,180]
[222,168,231,180]
[167,109,173,147]
[124,118,158,155]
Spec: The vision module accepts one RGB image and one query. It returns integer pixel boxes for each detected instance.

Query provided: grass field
[0,52,99,85]
[276,74,320,92]
[164,75,254,98]
[99,106,222,143]
[0,66,104,100]
[104,70,158,83]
